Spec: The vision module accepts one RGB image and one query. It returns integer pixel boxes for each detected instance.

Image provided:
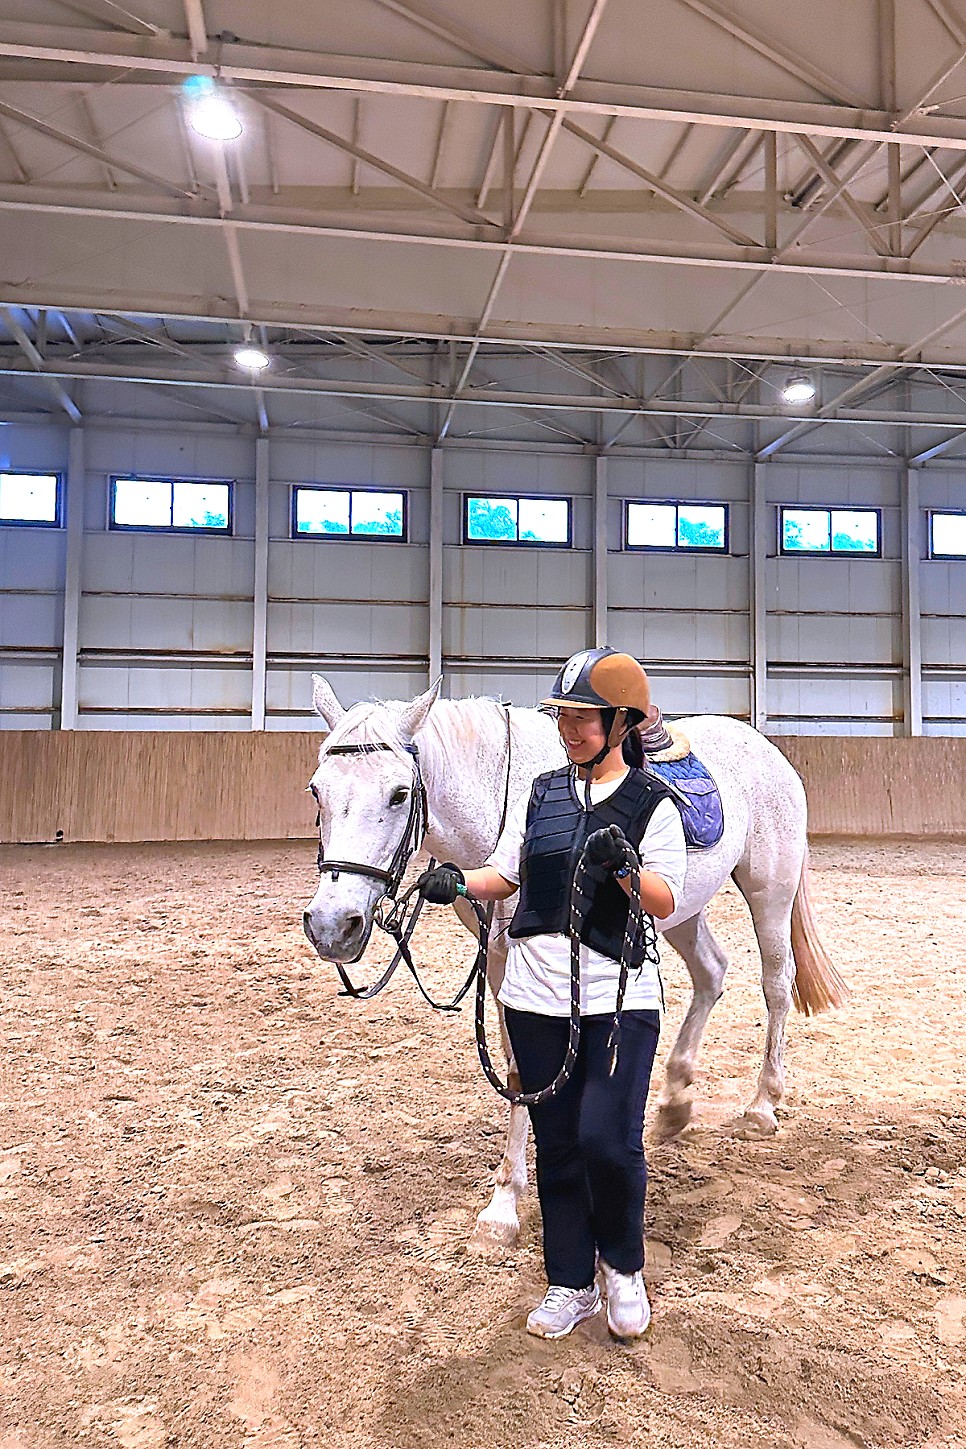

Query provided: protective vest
[508,766,672,965]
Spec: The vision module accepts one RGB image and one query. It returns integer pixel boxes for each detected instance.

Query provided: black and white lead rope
[472,842,660,1106]
[312,719,659,1104]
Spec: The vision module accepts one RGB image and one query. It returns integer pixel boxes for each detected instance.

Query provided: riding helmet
[542,646,651,728]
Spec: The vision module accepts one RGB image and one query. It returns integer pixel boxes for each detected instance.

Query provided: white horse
[302,675,846,1252]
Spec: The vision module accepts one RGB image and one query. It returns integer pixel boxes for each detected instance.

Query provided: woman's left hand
[585,823,637,873]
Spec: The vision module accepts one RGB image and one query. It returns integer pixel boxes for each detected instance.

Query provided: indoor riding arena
[2,4,966,1447]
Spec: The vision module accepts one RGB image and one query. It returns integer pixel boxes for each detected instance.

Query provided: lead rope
[472,839,659,1106]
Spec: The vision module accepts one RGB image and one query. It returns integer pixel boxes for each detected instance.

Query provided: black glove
[416,862,465,905]
[585,824,637,874]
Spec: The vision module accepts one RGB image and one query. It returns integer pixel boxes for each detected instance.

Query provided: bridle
[314,740,429,899]
[310,715,658,1102]
[310,718,509,1012]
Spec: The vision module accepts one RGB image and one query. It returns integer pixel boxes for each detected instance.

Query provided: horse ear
[312,673,346,728]
[397,679,441,743]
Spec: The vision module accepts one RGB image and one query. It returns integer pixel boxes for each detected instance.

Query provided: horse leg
[469,938,530,1255]
[730,868,796,1138]
[655,911,729,1139]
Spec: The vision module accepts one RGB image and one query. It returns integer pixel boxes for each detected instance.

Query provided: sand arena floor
[0,838,964,1449]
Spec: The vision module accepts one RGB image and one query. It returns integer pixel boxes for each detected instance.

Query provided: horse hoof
[733,1107,778,1140]
[467,1215,518,1258]
[655,1098,693,1140]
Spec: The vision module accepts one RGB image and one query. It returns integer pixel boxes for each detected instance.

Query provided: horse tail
[791,852,849,1015]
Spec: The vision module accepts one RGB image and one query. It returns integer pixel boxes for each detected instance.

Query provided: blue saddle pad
[646,753,724,850]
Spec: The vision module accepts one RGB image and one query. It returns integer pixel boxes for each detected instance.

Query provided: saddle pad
[646,753,724,851]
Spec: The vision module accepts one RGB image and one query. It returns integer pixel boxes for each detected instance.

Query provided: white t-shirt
[486,769,688,1017]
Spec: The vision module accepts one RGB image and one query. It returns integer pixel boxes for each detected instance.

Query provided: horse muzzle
[303,897,378,962]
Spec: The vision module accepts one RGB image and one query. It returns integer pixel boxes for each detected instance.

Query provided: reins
[315,707,512,1014]
[312,711,659,1103]
[472,843,659,1105]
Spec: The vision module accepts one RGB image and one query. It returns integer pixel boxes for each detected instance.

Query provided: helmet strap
[577,707,628,807]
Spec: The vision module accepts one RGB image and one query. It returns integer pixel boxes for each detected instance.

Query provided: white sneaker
[599,1260,651,1338]
[526,1283,601,1339]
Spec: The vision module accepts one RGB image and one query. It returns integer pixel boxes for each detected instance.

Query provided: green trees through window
[625,501,728,551]
[464,495,570,545]
[111,478,231,532]
[781,507,879,555]
[293,487,406,539]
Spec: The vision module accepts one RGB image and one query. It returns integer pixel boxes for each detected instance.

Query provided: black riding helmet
[543,647,652,775]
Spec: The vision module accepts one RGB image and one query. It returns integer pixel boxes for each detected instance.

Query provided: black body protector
[509,765,673,968]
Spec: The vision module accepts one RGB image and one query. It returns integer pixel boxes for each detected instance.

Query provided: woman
[418,647,687,1341]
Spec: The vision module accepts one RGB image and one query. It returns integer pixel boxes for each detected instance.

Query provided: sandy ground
[0,838,964,1449]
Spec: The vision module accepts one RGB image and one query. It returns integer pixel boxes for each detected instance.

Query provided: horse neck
[415,698,510,862]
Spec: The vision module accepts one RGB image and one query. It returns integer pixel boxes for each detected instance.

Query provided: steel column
[750,461,768,730]
[59,426,85,730]
[901,466,923,736]
[593,453,608,647]
[251,434,270,730]
[429,446,444,688]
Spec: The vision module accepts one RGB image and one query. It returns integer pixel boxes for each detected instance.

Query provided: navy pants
[504,1006,661,1290]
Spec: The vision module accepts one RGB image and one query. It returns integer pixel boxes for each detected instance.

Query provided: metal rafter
[7,33,966,150]
[10,347,966,432]
[182,0,207,60]
[669,0,867,107]
[791,132,891,255]
[0,305,81,420]
[368,0,533,73]
[249,92,500,229]
[0,98,199,199]
[560,115,759,247]
[435,0,611,441]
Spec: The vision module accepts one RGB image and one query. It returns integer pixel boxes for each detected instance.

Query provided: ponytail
[622,728,645,769]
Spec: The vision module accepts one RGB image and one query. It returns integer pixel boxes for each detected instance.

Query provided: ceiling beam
[250,93,501,229]
[671,0,866,107]
[182,0,206,60]
[13,284,966,373]
[7,350,966,429]
[0,306,82,420]
[561,115,760,247]
[6,33,966,150]
[14,187,966,290]
[0,98,199,199]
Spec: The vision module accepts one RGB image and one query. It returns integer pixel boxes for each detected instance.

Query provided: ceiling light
[183,76,243,141]
[780,372,817,406]
[233,346,270,371]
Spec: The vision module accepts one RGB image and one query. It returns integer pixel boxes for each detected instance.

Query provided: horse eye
[389,787,409,807]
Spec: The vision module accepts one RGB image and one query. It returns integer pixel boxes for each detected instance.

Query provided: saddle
[643,727,724,851]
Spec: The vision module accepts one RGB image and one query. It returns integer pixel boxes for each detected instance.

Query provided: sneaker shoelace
[543,1285,584,1310]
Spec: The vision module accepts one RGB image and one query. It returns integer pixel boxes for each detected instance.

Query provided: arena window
[110,477,232,534]
[292,486,407,540]
[780,506,880,556]
[929,511,966,559]
[0,471,61,527]
[463,494,571,546]
[624,500,728,552]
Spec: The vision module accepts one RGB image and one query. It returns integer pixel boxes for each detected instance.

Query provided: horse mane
[418,697,510,792]
[318,694,510,782]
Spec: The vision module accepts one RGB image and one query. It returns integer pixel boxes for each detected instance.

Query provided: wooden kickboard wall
[1,732,964,843]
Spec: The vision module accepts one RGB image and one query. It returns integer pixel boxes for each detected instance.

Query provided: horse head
[302,674,440,963]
